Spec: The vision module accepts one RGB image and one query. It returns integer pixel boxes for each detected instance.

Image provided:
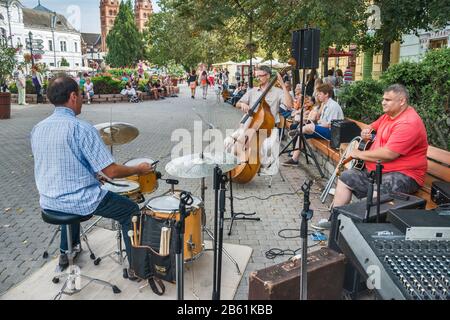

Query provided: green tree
[106,0,143,68]
[60,57,70,67]
[356,0,450,72]
[144,4,244,71]
[0,41,18,91]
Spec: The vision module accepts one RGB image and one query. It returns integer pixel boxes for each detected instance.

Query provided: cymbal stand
[200,174,241,275]
[212,166,227,300]
[225,172,260,236]
[176,191,193,300]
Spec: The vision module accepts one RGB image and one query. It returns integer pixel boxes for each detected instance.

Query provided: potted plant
[0,41,18,119]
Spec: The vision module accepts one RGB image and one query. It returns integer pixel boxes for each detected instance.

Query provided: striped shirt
[31,107,115,215]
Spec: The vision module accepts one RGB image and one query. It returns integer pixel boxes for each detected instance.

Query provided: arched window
[143,13,147,18]
[109,10,113,16]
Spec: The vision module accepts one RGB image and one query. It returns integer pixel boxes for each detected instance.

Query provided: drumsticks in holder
[128,230,135,247]
[132,216,139,246]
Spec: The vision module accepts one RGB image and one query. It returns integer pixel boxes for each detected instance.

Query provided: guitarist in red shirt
[313,84,428,230]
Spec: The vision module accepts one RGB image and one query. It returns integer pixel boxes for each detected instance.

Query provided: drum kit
[91,122,242,299]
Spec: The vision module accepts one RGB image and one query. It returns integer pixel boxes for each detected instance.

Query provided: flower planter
[0,92,11,119]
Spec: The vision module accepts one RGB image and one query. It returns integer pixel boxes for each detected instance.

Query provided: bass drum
[123,157,159,194]
[144,194,203,262]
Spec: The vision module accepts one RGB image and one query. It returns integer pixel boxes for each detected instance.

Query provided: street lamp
[50,11,58,66]
[4,0,14,47]
[28,31,34,67]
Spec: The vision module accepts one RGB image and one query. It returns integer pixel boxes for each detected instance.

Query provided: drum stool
[42,216,97,263]
[41,210,121,300]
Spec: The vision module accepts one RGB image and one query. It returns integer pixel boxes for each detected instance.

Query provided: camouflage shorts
[339,169,420,199]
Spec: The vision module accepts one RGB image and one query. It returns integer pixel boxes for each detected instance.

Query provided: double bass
[225,59,296,184]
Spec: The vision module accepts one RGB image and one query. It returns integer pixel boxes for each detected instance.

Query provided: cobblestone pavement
[0,85,332,300]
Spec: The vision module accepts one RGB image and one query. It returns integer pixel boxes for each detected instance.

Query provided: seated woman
[121,82,139,102]
[283,84,344,166]
[83,78,94,105]
[152,81,165,99]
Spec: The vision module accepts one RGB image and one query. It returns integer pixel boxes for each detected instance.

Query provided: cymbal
[94,122,139,146]
[165,152,240,179]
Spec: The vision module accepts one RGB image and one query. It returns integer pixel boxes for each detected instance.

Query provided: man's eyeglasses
[256,74,269,78]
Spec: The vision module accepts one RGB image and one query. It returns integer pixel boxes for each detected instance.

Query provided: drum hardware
[224,171,259,236]
[83,180,143,279]
[212,166,227,300]
[175,191,194,300]
[166,152,242,274]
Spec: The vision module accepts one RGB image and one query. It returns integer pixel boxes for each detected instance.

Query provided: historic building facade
[0,0,82,68]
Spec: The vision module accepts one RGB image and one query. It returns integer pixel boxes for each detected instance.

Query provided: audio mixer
[337,210,450,300]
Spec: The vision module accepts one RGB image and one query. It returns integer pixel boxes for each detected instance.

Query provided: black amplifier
[330,119,362,149]
[431,181,450,205]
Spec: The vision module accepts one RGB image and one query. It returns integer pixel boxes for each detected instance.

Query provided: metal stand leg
[93,221,128,278]
[79,225,96,260]
[43,226,61,259]
[224,173,260,236]
[203,226,241,275]
[52,224,120,299]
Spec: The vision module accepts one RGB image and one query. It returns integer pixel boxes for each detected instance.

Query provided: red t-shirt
[365,107,428,186]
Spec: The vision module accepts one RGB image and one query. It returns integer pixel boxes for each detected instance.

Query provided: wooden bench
[307,118,450,209]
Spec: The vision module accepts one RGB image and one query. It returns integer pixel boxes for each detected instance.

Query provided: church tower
[100,0,119,52]
[134,0,153,32]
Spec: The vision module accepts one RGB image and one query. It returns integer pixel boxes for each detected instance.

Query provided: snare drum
[144,194,203,261]
[123,158,159,194]
[101,179,143,203]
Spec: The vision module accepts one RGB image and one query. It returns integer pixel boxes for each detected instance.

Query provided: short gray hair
[257,65,272,75]
[384,84,409,103]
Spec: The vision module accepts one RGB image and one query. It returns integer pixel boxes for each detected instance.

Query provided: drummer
[31,76,153,279]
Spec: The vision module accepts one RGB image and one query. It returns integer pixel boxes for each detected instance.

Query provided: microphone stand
[176,191,193,300]
[375,160,383,223]
[300,180,314,300]
[212,165,227,300]
[364,171,376,223]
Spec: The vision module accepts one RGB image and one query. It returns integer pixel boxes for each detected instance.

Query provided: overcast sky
[20,0,160,33]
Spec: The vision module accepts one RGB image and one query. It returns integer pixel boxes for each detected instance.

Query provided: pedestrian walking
[200,70,208,99]
[31,66,44,104]
[188,70,198,99]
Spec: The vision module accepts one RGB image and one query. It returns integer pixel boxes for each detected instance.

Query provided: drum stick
[128,230,135,247]
[132,216,138,246]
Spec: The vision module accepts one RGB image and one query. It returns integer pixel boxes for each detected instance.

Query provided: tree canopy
[142,0,450,70]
